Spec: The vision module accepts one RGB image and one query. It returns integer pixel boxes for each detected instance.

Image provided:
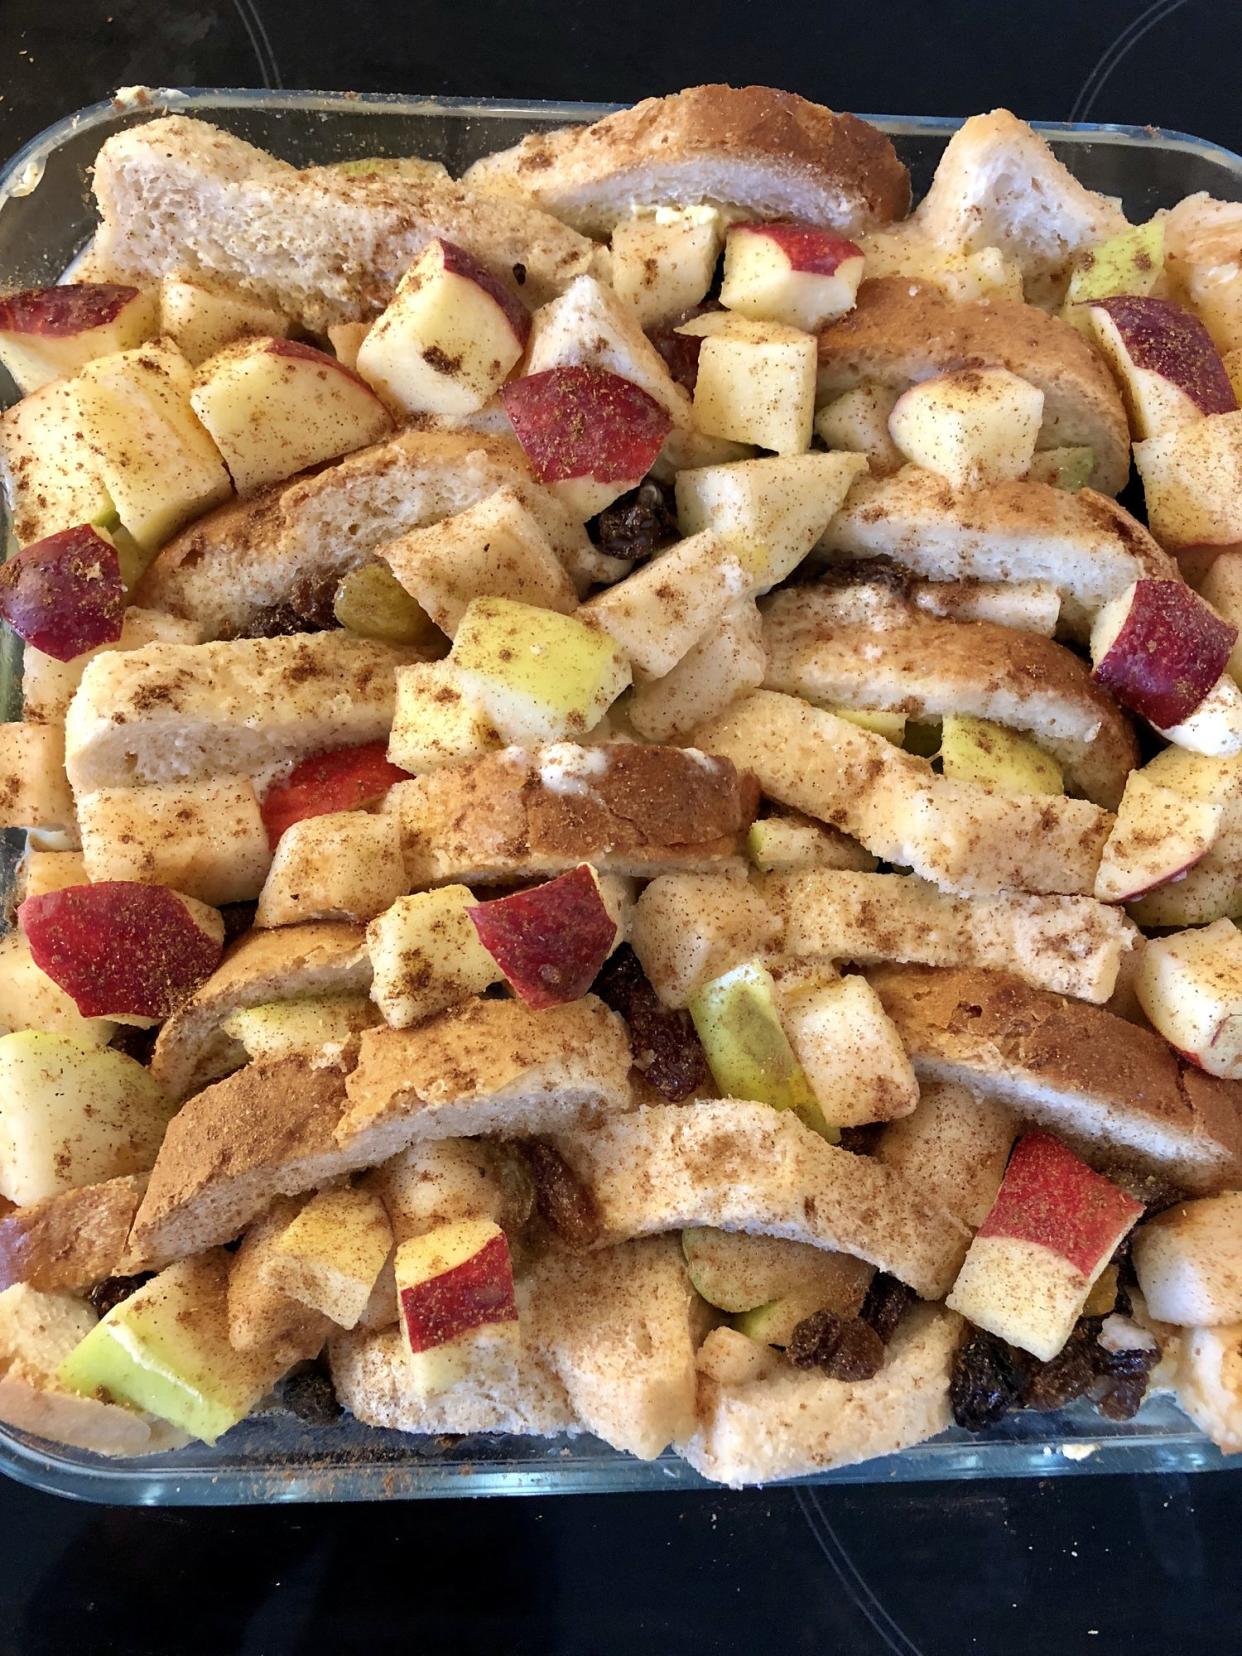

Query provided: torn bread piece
[0,1174,148,1293]
[335,998,633,1168]
[528,1237,700,1459]
[869,964,1242,1195]
[875,1080,1017,1229]
[698,691,1110,897]
[64,633,411,794]
[90,115,597,328]
[135,429,605,639]
[819,468,1176,637]
[762,581,1137,807]
[123,1053,372,1269]
[389,743,755,887]
[679,1302,961,1487]
[552,1099,970,1298]
[772,870,1135,1003]
[462,84,910,236]
[77,777,271,906]
[816,278,1129,493]
[150,922,371,1100]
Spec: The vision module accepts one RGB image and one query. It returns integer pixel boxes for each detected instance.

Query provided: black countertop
[2,3,1242,1651]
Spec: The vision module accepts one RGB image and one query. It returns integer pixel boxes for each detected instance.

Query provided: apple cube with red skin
[1093,771,1222,902]
[1091,579,1242,752]
[395,1217,519,1398]
[191,336,392,495]
[260,741,411,849]
[18,883,224,1020]
[356,239,530,417]
[1134,918,1242,1079]
[1087,296,1237,440]
[0,525,124,662]
[0,284,158,394]
[501,366,673,518]
[947,1132,1143,1360]
[720,222,865,332]
[469,864,619,1008]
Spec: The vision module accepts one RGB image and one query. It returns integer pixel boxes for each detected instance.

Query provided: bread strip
[553,1099,970,1298]
[0,1174,147,1293]
[698,690,1110,897]
[463,84,910,235]
[868,964,1242,1194]
[91,115,596,327]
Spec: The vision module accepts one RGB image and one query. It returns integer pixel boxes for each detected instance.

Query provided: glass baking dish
[0,89,1240,1504]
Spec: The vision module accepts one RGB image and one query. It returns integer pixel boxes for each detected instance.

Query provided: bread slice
[226,1195,333,1358]
[135,429,603,639]
[124,1052,376,1269]
[23,606,203,726]
[64,632,411,793]
[0,1173,147,1294]
[762,580,1137,807]
[868,964,1242,1194]
[678,1301,961,1487]
[698,690,1110,897]
[329,1281,580,1437]
[816,277,1129,493]
[90,115,597,328]
[335,998,633,1167]
[876,1080,1016,1229]
[150,921,371,1101]
[819,468,1176,637]
[772,870,1135,1003]
[389,743,755,886]
[911,110,1130,306]
[527,1236,700,1459]
[552,1098,970,1298]
[462,84,910,236]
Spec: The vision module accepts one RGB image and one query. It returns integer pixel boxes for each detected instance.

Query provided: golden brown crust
[465,85,910,233]
[0,1174,148,1293]
[817,278,1130,494]
[869,964,1242,1191]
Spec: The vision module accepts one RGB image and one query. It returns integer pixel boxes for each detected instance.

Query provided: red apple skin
[1106,853,1204,904]
[977,1132,1143,1275]
[0,525,124,661]
[469,864,617,1009]
[730,221,863,275]
[260,741,412,849]
[399,1231,517,1351]
[1091,296,1237,416]
[433,240,532,348]
[18,882,223,1019]
[501,366,672,486]
[1093,579,1237,727]
[264,336,389,402]
[0,284,142,337]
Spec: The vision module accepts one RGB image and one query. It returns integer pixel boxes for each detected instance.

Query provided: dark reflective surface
[1,1,1241,1648]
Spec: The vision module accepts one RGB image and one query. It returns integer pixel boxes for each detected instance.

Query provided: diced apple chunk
[777,973,919,1128]
[632,874,782,1007]
[357,239,530,417]
[1027,446,1095,490]
[1134,918,1242,1077]
[451,596,631,744]
[380,486,576,637]
[0,724,74,830]
[255,810,406,927]
[682,1228,866,1315]
[78,777,271,905]
[876,1080,1016,1228]
[469,865,618,1008]
[221,995,380,1061]
[683,315,817,454]
[20,849,87,902]
[1062,219,1165,331]
[227,1196,333,1357]
[610,209,723,328]
[720,222,864,331]
[0,932,114,1048]
[888,368,1044,490]
[72,340,232,551]
[1094,773,1221,903]
[1198,555,1242,686]
[0,284,158,393]
[581,530,746,678]
[0,378,113,547]
[1133,1192,1242,1325]
[191,337,392,494]
[395,1218,519,1398]
[1134,411,1242,551]
[939,714,1063,795]
[262,1186,393,1330]
[387,660,499,773]
[746,815,876,875]
[0,524,124,662]
[1086,295,1236,440]
[159,277,289,366]
[367,886,501,1027]
[814,383,904,474]
[829,706,908,744]
[628,600,765,741]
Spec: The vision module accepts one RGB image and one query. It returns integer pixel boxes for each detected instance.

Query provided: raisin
[518,1139,601,1249]
[860,1273,914,1344]
[838,1124,883,1157]
[950,1328,1023,1430]
[591,480,678,562]
[787,1310,885,1380]
[218,900,258,946]
[276,1362,341,1426]
[234,572,339,639]
[1097,1162,1186,1216]
[592,945,708,1101]
[88,1273,153,1318]
[646,323,705,394]
[109,1024,158,1066]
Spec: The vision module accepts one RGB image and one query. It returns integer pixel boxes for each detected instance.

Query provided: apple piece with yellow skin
[1061,218,1165,333]
[938,714,1063,795]
[0,283,158,393]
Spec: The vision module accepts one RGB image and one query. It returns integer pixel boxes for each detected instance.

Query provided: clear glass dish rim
[0,87,1239,1503]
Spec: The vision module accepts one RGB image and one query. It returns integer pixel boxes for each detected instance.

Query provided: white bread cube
[387,661,499,773]
[366,887,500,1027]
[78,777,270,905]
[632,874,782,1007]
[255,810,406,927]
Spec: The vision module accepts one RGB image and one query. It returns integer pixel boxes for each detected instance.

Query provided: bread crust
[817,278,1130,494]
[869,964,1242,1193]
[463,85,910,235]
[0,1174,147,1293]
